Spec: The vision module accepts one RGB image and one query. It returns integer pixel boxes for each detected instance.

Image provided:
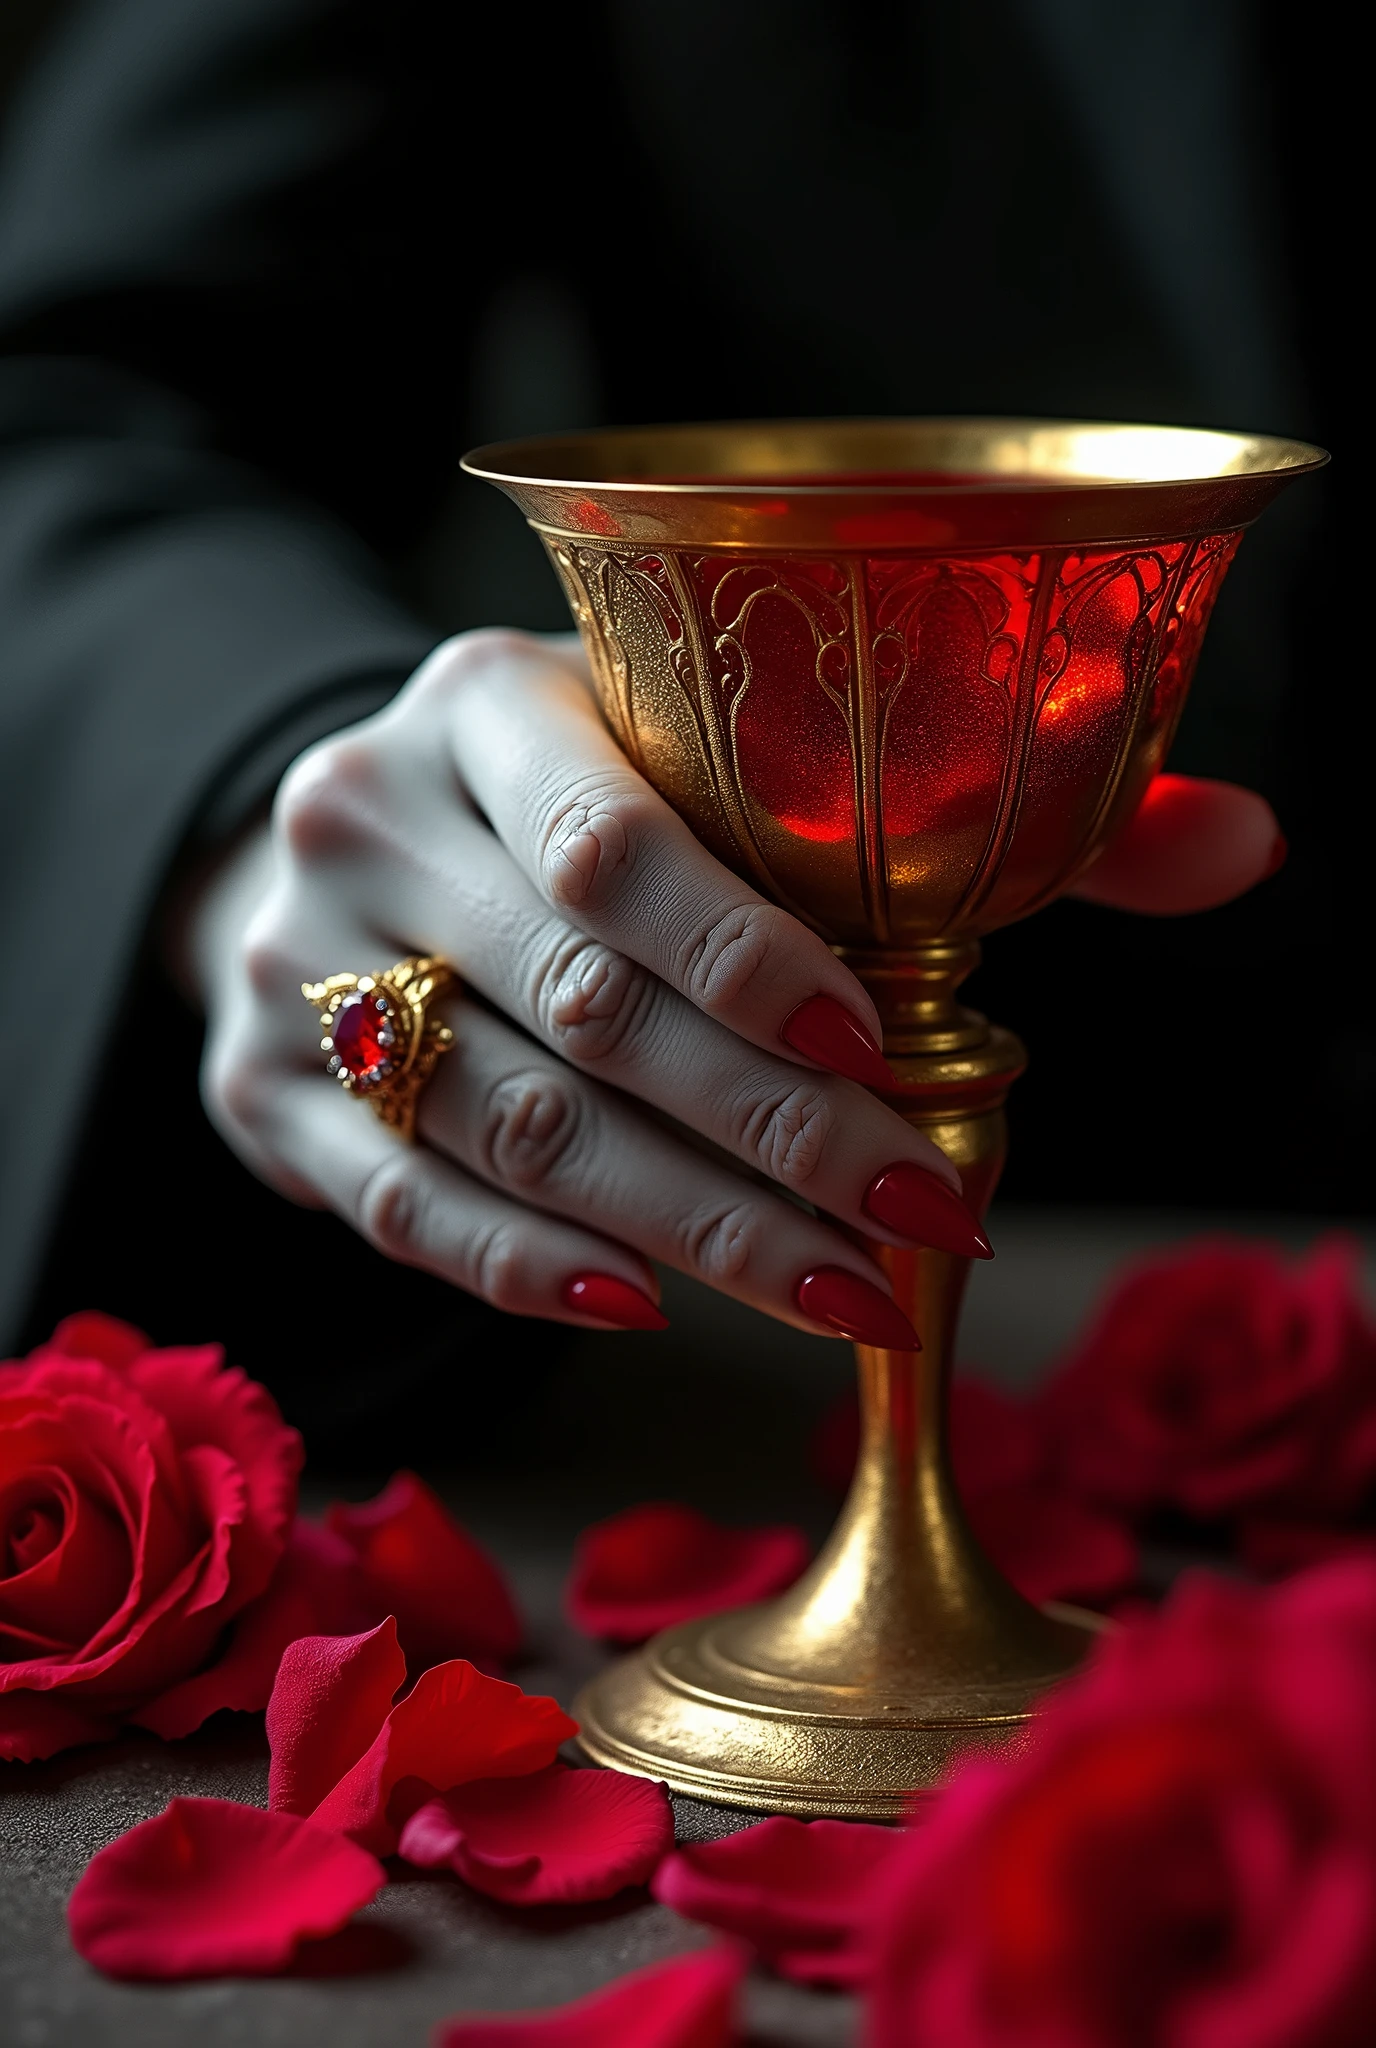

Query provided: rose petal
[967,1484,1138,1607]
[567,1504,809,1644]
[0,1686,116,1762]
[44,1312,149,1372]
[326,1470,521,1669]
[127,1345,303,1610]
[267,1616,408,1817]
[179,1443,249,1615]
[1237,1518,1376,1580]
[67,1796,383,1980]
[436,1944,747,2048]
[653,1816,901,1986]
[312,1658,577,1856]
[1,1463,131,1651]
[137,1521,368,1740]
[0,1376,214,1699]
[398,1763,674,1903]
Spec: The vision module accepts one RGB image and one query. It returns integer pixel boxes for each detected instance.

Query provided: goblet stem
[573,942,1097,1815]
[710,944,1078,1695]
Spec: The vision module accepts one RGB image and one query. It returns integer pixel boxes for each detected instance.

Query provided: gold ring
[302,956,456,1141]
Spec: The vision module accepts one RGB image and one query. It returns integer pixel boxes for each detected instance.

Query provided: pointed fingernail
[561,1273,668,1330]
[795,1267,920,1350]
[1265,831,1288,879]
[863,1161,994,1259]
[781,994,897,1090]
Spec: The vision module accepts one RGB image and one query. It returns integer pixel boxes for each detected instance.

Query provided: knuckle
[201,1047,267,1137]
[356,1157,424,1263]
[275,735,383,863]
[469,1218,535,1314]
[482,1069,583,1192]
[419,626,545,702]
[680,1198,767,1284]
[534,935,656,1066]
[680,902,784,1014]
[538,779,650,912]
[741,1081,836,1190]
[241,931,297,1003]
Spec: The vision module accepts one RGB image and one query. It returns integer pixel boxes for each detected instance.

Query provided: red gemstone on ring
[331,991,395,1085]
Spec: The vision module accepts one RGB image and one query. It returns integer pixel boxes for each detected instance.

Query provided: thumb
[1068,773,1285,915]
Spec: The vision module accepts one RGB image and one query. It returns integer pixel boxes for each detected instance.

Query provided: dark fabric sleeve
[0,0,447,1346]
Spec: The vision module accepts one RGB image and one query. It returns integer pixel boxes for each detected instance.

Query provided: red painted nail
[1265,831,1288,879]
[864,1161,993,1259]
[561,1273,668,1331]
[780,994,896,1090]
[796,1267,920,1350]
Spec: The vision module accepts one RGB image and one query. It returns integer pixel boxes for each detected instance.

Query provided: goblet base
[574,1600,1102,1819]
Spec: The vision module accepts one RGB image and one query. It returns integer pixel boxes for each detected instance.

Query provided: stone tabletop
[4,1208,1365,2048]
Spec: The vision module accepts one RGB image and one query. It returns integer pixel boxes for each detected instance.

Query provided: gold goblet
[464,419,1325,1817]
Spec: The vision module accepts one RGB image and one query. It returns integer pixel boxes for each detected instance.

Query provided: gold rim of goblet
[462,414,1328,496]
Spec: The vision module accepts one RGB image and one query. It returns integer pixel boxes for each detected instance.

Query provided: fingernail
[796,1267,920,1350]
[781,994,896,1090]
[561,1273,668,1331]
[1265,831,1288,879]
[864,1161,994,1259]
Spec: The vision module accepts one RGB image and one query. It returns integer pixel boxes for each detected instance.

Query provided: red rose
[868,1561,1376,2048]
[1045,1236,1376,1522]
[1,1312,307,1760]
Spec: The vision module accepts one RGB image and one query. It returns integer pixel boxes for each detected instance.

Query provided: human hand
[193,631,1281,1344]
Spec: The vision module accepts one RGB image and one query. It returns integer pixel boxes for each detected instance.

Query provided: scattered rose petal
[436,1944,747,2047]
[398,1763,673,1903]
[314,1658,576,1855]
[267,1617,408,1818]
[653,1815,901,1986]
[266,1618,577,1856]
[567,1504,809,1643]
[67,1796,383,1980]
[327,1470,520,1671]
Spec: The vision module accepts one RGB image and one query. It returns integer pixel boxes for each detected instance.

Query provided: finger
[1068,774,1284,915]
[330,803,982,1250]
[442,632,900,1095]
[264,1072,669,1330]
[417,999,901,1335]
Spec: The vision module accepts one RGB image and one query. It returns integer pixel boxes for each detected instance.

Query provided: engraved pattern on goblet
[548,530,1240,949]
